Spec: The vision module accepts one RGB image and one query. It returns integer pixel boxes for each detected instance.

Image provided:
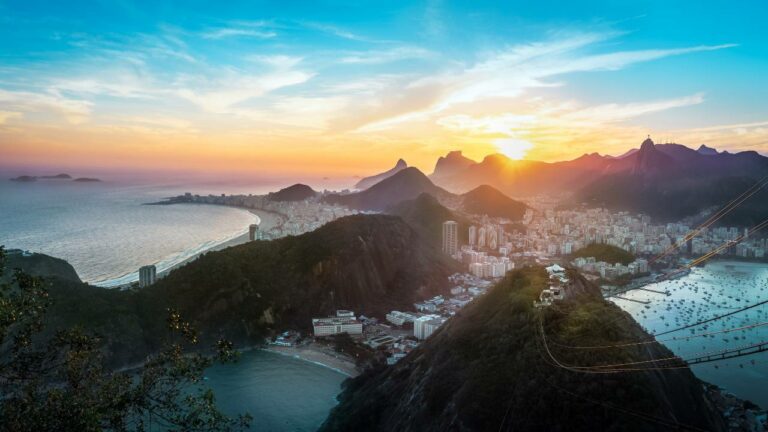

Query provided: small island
[9,173,100,183]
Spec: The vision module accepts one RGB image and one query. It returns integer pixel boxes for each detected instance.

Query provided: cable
[649,174,768,264]
[551,321,768,350]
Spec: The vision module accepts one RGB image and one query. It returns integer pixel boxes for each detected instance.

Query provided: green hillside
[572,243,635,265]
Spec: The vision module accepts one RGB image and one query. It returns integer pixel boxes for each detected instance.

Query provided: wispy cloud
[0,89,92,124]
[340,47,433,64]
[351,34,734,132]
[202,28,277,39]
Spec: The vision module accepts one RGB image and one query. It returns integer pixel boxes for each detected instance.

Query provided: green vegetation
[6,215,455,369]
[0,247,250,432]
[388,193,470,247]
[572,243,635,265]
[321,266,723,432]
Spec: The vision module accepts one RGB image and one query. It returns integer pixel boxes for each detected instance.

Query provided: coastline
[93,205,281,288]
[262,343,359,377]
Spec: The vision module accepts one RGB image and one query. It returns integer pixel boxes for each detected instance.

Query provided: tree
[0,246,251,431]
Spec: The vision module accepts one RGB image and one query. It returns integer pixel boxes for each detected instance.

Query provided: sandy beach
[264,343,359,377]
[155,207,284,278]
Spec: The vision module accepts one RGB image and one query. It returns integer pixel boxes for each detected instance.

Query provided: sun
[493,138,533,160]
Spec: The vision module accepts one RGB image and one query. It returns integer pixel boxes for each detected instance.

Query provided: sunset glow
[1,1,767,177]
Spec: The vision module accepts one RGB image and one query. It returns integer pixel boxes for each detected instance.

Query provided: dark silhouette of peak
[697,144,719,155]
[640,136,655,150]
[267,183,317,202]
[431,150,476,180]
[460,185,528,220]
[355,159,409,190]
[326,167,452,211]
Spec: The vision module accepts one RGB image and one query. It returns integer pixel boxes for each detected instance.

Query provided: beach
[264,342,360,377]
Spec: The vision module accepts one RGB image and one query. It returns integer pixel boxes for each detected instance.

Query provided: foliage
[572,243,635,265]
[0,246,251,432]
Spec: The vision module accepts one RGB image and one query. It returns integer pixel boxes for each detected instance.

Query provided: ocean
[612,261,768,407]
[202,350,346,431]
[0,179,260,286]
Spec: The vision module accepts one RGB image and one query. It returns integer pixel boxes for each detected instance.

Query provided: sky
[1,0,767,179]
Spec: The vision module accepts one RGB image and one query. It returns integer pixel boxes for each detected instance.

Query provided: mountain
[320,266,726,432]
[326,167,451,211]
[697,145,719,156]
[460,185,527,220]
[9,215,455,368]
[430,151,475,182]
[267,183,317,202]
[576,138,768,223]
[73,177,101,182]
[430,152,607,196]
[430,139,768,224]
[387,193,470,248]
[355,159,408,190]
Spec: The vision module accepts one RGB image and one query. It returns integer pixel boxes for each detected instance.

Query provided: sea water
[0,179,259,286]
[612,261,768,407]
[201,350,346,431]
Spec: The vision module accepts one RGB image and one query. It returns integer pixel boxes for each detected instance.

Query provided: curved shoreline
[92,205,269,288]
[261,344,359,378]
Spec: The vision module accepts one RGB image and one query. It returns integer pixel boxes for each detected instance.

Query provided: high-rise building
[477,226,486,248]
[139,265,157,288]
[468,225,477,246]
[442,221,458,255]
[249,223,261,241]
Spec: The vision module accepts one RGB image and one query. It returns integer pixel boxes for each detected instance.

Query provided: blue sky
[1,0,767,174]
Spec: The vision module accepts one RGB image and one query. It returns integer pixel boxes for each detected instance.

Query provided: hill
[267,183,317,201]
[460,185,527,220]
[325,167,451,211]
[9,215,456,368]
[388,193,470,248]
[320,267,725,432]
[571,243,635,265]
[2,250,82,283]
[355,159,408,190]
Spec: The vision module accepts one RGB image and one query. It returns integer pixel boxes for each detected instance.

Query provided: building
[386,310,417,326]
[442,221,458,255]
[249,223,261,241]
[468,226,477,246]
[312,310,363,336]
[139,265,156,288]
[414,314,447,340]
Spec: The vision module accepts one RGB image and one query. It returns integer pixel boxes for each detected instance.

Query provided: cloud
[0,89,92,124]
[176,70,314,113]
[202,27,276,40]
[350,33,734,132]
[340,47,433,64]
[248,55,304,69]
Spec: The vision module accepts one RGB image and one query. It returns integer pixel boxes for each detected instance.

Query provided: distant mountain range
[328,167,528,220]
[355,159,408,190]
[417,138,768,224]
